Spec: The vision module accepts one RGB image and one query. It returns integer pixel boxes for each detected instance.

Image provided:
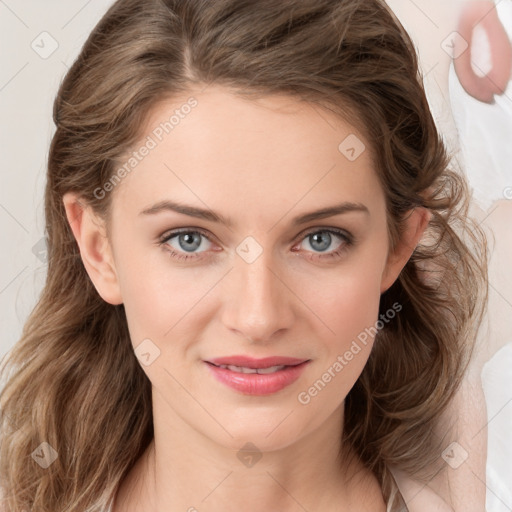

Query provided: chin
[198,407,311,453]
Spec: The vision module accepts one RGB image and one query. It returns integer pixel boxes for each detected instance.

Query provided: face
[66,85,426,452]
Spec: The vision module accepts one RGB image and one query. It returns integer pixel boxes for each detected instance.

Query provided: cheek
[295,264,384,411]
[114,243,208,347]
[307,250,386,347]
[313,278,381,380]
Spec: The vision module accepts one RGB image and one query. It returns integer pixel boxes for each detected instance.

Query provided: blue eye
[159,229,213,261]
[294,228,353,261]
[158,227,353,262]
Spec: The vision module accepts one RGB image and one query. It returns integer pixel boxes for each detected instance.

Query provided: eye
[292,228,353,261]
[158,227,354,263]
[159,229,215,261]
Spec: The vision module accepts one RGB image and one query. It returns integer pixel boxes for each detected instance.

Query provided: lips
[204,355,311,395]
[207,355,308,368]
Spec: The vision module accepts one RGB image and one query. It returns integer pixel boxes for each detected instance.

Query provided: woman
[0,0,488,511]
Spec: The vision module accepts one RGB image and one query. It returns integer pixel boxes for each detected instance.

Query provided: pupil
[311,232,330,252]
[180,233,201,252]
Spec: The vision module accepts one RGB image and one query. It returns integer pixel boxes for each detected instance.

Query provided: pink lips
[209,355,308,368]
[205,356,310,395]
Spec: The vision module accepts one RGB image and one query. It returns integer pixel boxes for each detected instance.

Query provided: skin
[63,85,430,512]
[453,0,512,104]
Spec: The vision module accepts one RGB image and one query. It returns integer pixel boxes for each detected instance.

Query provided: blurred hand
[454,0,512,103]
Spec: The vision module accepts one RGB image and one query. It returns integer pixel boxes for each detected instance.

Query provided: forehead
[139,85,372,163]
[112,85,385,225]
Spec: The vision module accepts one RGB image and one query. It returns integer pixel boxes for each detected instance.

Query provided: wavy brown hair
[0,0,488,511]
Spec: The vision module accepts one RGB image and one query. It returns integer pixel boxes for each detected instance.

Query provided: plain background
[0,0,117,355]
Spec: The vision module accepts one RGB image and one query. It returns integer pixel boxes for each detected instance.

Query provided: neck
[114,396,382,512]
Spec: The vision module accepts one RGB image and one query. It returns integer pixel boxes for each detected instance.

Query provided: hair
[0,0,488,511]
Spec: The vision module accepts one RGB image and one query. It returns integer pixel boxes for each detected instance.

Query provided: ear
[380,207,432,293]
[63,192,123,305]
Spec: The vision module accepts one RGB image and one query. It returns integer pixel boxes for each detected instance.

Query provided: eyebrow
[139,200,369,227]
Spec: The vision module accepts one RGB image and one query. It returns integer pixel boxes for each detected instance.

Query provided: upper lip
[206,356,310,369]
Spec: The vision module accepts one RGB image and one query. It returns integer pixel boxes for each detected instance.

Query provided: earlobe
[62,192,123,305]
[380,207,432,294]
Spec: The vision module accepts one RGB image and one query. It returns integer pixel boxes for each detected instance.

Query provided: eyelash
[158,227,354,263]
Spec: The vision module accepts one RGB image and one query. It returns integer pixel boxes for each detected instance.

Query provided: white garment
[482,343,512,511]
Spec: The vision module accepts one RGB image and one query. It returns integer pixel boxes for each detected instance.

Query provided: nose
[221,249,295,343]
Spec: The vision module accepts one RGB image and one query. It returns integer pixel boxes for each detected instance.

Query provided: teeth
[218,364,286,374]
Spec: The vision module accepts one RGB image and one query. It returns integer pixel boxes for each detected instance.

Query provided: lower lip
[204,361,310,395]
